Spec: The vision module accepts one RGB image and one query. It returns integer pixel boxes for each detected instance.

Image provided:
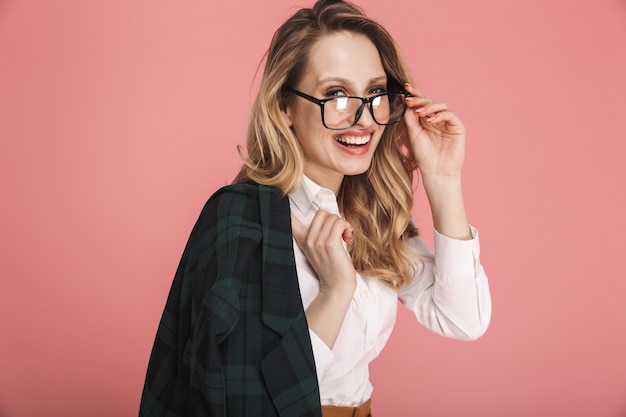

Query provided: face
[284,31,388,193]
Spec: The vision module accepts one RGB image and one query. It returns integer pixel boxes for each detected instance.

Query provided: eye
[325,89,348,98]
[368,86,387,96]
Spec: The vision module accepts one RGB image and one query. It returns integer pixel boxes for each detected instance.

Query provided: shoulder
[202,182,286,217]
[180,183,290,291]
[209,182,283,205]
[190,183,290,238]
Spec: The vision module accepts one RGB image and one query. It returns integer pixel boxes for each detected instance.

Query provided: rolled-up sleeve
[398,226,492,341]
[308,329,335,382]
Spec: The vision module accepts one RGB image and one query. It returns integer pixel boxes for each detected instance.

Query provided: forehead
[302,31,386,87]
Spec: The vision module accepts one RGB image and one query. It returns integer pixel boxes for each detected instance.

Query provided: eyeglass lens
[324,94,406,129]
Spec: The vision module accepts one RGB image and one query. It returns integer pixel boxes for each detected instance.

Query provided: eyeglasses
[287,87,410,130]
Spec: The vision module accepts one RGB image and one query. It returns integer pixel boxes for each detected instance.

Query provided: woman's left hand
[402,83,466,178]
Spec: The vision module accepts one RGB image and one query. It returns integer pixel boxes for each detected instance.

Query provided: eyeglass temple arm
[286,87,324,105]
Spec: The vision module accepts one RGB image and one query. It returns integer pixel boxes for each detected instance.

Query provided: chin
[340,164,371,177]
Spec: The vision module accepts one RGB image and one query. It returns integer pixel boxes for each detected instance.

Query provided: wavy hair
[233,0,422,288]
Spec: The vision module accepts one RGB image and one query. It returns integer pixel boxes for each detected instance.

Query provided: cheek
[373,128,387,146]
[294,112,327,144]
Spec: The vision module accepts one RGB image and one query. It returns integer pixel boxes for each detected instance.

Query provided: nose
[354,102,375,127]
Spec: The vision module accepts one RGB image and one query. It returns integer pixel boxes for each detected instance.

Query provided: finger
[415,102,448,118]
[405,96,433,111]
[307,210,330,243]
[341,222,353,245]
[309,210,352,247]
[404,83,425,98]
[332,218,353,245]
[290,213,307,249]
[423,109,462,126]
[405,96,432,106]
[313,212,351,247]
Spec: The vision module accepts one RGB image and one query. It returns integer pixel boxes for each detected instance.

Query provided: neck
[303,170,343,195]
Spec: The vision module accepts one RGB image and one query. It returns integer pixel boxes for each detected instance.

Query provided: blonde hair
[234,0,421,288]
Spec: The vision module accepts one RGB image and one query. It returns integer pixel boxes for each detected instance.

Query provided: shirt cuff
[433,225,481,279]
[308,328,335,381]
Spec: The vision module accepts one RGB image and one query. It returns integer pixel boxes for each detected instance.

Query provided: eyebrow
[317,75,388,88]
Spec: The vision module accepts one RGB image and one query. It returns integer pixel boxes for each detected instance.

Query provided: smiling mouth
[335,135,371,147]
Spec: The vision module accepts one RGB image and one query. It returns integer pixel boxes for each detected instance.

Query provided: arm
[403,83,472,240]
[399,228,491,340]
[398,84,491,339]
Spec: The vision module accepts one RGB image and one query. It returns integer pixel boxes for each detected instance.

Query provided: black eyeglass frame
[287,87,411,131]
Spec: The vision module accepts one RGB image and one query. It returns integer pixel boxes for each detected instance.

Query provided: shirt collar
[289,175,340,218]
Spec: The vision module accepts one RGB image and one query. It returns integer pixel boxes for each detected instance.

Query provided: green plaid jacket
[139,183,322,417]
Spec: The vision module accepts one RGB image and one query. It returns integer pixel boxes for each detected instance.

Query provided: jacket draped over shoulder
[140,183,322,417]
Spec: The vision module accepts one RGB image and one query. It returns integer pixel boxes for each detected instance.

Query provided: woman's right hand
[291,210,357,295]
[291,210,356,348]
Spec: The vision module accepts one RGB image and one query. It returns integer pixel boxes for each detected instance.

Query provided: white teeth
[336,135,371,145]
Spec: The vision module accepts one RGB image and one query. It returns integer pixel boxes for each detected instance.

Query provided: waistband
[321,399,372,417]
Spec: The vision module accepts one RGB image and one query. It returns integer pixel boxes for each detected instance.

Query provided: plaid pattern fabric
[139,183,322,417]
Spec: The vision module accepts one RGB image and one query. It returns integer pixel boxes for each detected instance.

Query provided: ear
[279,95,294,127]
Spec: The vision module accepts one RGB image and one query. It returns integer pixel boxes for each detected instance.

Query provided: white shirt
[288,176,492,407]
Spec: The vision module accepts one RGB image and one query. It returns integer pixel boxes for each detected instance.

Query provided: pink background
[1,0,625,416]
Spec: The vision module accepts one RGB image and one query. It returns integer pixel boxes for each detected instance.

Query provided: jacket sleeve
[139,220,202,417]
[139,187,253,417]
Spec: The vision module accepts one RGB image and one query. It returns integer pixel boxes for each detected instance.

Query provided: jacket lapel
[257,184,322,417]
[258,185,304,334]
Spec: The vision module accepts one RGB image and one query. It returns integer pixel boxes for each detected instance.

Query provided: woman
[140,0,491,416]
